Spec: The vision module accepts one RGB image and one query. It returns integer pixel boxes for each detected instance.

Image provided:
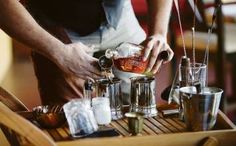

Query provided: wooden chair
[171,0,236,112]
[0,102,56,146]
[0,86,29,112]
[0,86,55,145]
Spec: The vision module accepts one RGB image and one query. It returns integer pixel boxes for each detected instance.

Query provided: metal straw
[192,0,197,67]
[203,3,221,86]
[192,27,196,67]
[174,0,187,57]
[203,3,221,65]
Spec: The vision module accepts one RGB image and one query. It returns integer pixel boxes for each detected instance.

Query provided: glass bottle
[105,43,147,74]
[105,42,169,74]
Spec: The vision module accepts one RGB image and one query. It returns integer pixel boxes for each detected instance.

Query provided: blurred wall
[0,29,12,83]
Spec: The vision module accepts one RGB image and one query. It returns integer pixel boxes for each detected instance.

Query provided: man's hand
[59,42,102,82]
[144,0,173,74]
[142,34,174,74]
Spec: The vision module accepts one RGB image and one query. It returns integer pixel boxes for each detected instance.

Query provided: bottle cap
[84,80,93,90]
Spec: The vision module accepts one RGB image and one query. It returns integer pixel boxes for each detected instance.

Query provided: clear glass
[179,63,207,89]
[168,63,207,118]
[92,97,111,125]
[178,63,207,120]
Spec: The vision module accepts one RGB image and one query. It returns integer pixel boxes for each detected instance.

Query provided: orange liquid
[113,56,148,73]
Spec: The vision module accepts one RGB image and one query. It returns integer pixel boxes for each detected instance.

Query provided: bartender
[0,0,174,105]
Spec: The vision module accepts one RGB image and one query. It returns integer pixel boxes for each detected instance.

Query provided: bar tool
[125,112,144,136]
[32,105,66,129]
[180,86,223,131]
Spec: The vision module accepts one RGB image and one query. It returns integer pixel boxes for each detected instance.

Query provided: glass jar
[92,97,111,125]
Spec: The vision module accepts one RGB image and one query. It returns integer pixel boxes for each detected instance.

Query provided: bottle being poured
[98,52,115,82]
[104,42,169,75]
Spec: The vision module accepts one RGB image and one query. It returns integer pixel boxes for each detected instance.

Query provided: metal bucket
[180,86,223,131]
[130,76,157,117]
[95,78,123,120]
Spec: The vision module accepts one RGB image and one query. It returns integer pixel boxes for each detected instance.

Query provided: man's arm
[146,0,173,37]
[143,0,174,74]
[0,0,101,81]
[0,0,64,60]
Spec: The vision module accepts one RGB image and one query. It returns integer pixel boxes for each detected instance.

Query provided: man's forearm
[0,0,65,64]
[146,0,173,37]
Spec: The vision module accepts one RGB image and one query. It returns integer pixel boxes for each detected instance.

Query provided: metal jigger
[125,112,144,136]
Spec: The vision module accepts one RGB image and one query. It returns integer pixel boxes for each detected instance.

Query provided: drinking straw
[203,4,221,65]
[192,0,197,68]
[174,0,187,57]
[203,3,221,86]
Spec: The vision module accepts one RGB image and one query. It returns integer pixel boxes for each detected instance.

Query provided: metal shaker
[180,86,223,131]
[130,76,157,117]
[95,78,123,120]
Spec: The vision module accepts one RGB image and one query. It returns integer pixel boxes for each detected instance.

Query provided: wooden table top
[40,114,186,142]
[16,108,235,146]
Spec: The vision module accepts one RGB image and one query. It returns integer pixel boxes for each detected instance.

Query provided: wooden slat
[56,128,69,140]
[147,118,172,133]
[216,110,235,129]
[63,127,70,135]
[110,121,129,136]
[117,119,148,136]
[141,124,153,135]
[154,117,180,133]
[143,119,163,134]
[172,118,186,129]
[46,129,63,141]
[164,118,184,132]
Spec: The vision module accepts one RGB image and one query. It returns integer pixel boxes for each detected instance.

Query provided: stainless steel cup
[179,86,223,131]
[130,76,157,117]
[95,78,123,120]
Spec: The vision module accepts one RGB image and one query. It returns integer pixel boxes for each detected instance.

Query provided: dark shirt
[27,0,106,36]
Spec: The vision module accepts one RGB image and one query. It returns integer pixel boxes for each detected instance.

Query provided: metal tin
[130,76,157,117]
[180,86,223,131]
[95,78,123,120]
